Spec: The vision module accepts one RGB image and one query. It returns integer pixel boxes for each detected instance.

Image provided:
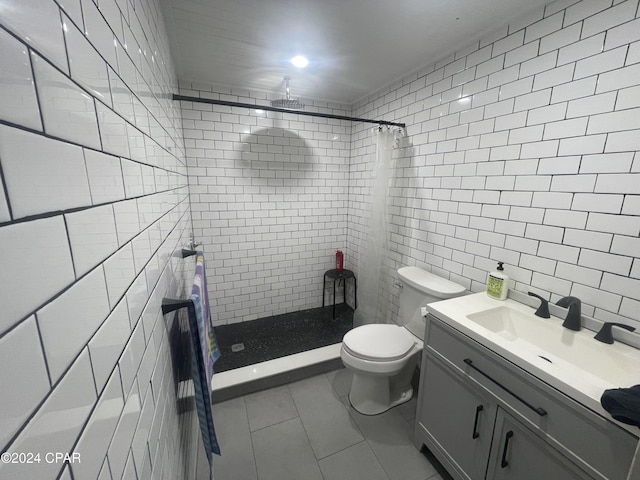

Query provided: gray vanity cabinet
[418,350,585,480]
[486,410,586,480]
[418,355,497,480]
[415,313,638,480]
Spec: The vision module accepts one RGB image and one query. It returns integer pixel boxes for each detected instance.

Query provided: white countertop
[426,292,640,437]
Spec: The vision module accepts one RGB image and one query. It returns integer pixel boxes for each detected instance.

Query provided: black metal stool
[322,269,357,319]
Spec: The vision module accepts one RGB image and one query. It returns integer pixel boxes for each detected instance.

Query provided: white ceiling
[160,0,552,105]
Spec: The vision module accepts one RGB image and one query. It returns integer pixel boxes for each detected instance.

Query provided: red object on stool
[336,250,344,272]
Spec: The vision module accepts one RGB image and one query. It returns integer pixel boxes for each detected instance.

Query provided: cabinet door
[488,409,590,480]
[419,354,497,480]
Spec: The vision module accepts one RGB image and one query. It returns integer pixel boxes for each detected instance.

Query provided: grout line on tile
[248,413,300,435]
[244,396,260,480]
[33,312,53,389]
[0,152,13,222]
[59,8,72,78]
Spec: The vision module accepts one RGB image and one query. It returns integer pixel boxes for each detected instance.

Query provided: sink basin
[467,306,542,342]
[426,292,640,430]
[466,306,640,388]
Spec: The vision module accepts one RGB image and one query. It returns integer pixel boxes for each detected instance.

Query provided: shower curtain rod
[172,94,406,128]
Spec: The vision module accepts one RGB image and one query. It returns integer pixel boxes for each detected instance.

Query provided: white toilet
[341,266,466,415]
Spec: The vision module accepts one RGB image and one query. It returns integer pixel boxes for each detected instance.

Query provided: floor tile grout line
[295,373,368,463]
[342,397,394,480]
[294,371,389,479]
[322,371,393,477]
[244,381,321,479]
[242,396,261,480]
[247,412,301,435]
[316,439,384,479]
[219,368,442,480]
[286,381,324,465]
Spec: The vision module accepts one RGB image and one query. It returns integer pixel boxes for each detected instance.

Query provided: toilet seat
[342,324,416,362]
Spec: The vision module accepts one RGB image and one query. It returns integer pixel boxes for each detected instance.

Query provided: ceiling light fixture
[290,55,309,68]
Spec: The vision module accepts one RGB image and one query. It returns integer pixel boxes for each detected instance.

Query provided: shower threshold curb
[210,343,343,403]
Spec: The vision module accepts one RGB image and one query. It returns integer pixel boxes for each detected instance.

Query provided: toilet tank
[397,266,466,340]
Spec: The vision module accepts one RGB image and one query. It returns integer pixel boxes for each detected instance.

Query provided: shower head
[271,76,304,110]
[271,98,304,109]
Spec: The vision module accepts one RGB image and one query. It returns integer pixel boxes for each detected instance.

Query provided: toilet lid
[343,324,416,361]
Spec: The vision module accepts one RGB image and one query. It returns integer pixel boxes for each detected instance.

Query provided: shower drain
[231,343,245,353]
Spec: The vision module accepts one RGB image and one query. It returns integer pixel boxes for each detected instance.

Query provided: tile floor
[211,368,449,480]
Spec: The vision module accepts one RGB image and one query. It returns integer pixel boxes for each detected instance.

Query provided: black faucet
[528,292,550,318]
[594,322,636,344]
[556,296,582,331]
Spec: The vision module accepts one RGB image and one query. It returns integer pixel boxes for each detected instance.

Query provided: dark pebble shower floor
[213,303,354,372]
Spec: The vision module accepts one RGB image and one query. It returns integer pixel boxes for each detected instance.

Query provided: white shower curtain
[353,126,398,327]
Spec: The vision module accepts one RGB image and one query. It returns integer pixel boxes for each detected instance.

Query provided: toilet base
[348,372,414,415]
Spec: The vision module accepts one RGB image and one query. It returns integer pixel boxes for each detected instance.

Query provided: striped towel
[191,252,221,370]
[188,252,221,472]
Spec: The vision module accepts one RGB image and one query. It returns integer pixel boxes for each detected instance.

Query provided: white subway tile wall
[349,0,640,330]
[0,317,50,449]
[0,2,195,480]
[32,53,103,150]
[0,28,42,130]
[181,93,353,324]
[1,0,640,476]
[0,126,92,219]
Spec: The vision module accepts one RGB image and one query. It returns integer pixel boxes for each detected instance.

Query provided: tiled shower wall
[0,1,197,479]
[179,85,352,325]
[350,0,640,329]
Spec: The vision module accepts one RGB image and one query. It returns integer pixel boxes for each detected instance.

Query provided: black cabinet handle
[463,358,547,416]
[472,405,483,439]
[500,430,514,468]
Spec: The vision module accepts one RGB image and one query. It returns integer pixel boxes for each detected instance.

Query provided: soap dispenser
[487,262,509,300]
